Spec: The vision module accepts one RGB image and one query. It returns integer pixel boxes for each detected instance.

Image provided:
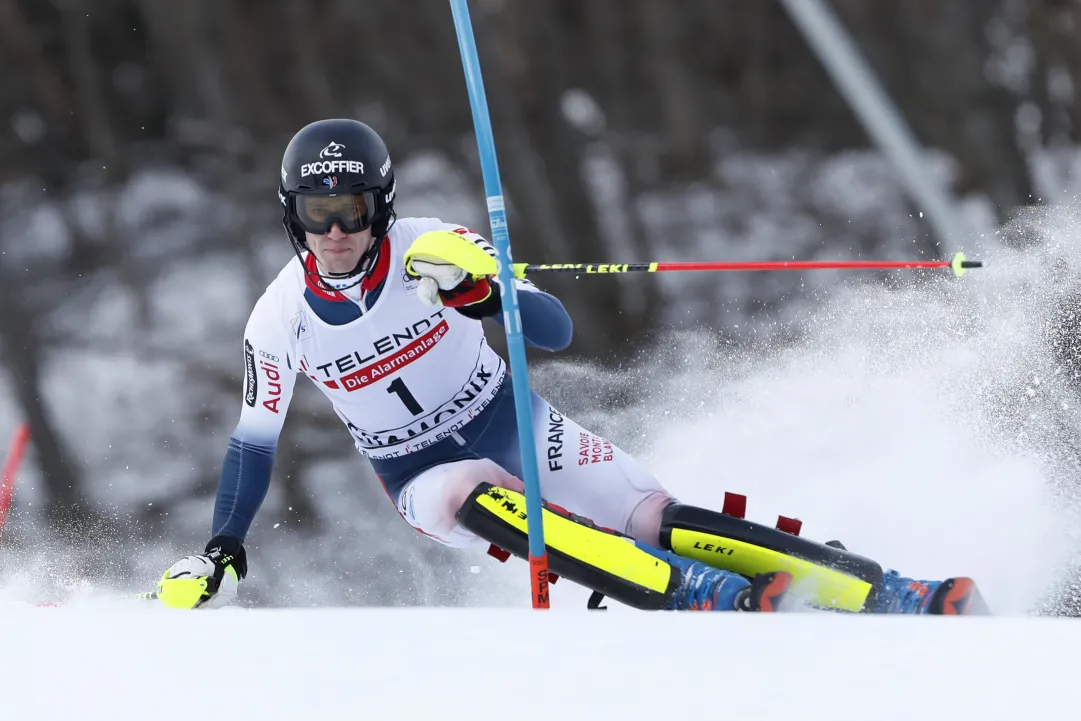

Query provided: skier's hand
[157,536,247,609]
[404,229,498,308]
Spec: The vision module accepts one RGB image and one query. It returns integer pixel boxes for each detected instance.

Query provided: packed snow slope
[1,604,1077,721]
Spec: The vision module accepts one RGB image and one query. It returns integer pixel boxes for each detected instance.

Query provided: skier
[157,118,983,615]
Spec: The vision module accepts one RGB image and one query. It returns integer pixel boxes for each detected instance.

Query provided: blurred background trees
[0,0,1075,605]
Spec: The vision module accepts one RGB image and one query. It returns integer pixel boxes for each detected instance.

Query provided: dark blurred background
[1,0,1078,607]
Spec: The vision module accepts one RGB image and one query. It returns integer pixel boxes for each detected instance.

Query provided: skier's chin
[318,249,361,275]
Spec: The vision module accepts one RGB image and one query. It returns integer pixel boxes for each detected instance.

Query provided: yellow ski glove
[404,230,498,308]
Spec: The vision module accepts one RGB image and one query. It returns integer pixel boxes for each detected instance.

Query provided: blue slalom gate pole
[448,0,550,609]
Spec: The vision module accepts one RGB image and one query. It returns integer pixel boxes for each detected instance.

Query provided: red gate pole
[0,423,31,539]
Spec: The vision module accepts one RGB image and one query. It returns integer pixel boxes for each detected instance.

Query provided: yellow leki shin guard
[456,483,679,609]
[660,501,884,613]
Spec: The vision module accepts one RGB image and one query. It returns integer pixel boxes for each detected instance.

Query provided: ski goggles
[290,191,378,235]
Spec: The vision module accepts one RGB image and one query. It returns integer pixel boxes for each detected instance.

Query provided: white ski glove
[404,230,499,309]
[409,258,469,307]
[157,538,245,609]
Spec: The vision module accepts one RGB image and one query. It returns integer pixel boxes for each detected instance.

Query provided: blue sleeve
[212,437,275,541]
[495,287,574,352]
[212,288,297,543]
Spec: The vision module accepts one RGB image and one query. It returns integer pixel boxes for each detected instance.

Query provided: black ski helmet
[278,118,397,284]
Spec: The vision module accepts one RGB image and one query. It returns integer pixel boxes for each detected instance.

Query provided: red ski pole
[512,252,981,279]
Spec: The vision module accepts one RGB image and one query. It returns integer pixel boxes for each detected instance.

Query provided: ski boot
[873,570,988,615]
[638,542,792,611]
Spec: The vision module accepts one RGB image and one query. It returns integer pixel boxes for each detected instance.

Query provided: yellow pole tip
[951,252,966,278]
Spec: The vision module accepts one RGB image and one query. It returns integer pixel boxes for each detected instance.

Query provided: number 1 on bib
[387,378,423,415]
